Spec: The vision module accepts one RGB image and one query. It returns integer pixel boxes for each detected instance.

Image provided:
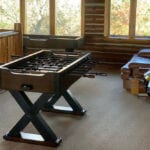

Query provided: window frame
[104,0,150,41]
[20,0,84,36]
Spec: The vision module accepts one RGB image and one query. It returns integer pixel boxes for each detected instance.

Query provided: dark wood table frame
[3,89,86,147]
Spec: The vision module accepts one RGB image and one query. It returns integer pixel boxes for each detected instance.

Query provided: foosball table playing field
[0,49,91,147]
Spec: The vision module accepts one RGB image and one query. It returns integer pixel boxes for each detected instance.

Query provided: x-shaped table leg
[42,90,86,115]
[3,90,62,147]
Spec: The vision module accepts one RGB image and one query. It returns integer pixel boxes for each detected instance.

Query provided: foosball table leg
[42,90,86,115]
[3,90,62,147]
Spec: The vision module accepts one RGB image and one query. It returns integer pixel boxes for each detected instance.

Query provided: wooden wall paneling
[7,36,15,61]
[83,0,105,62]
[84,35,104,43]
[85,15,104,24]
[86,0,105,3]
[83,0,150,64]
[85,25,104,33]
[85,6,104,14]
[90,51,132,64]
[103,45,140,54]
[0,37,8,63]
[0,39,2,63]
[0,23,23,63]
[2,38,8,63]
[84,1,104,37]
[15,35,20,56]
[14,35,19,56]
[82,44,103,50]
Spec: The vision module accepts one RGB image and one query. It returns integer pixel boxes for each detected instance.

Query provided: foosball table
[0,49,91,147]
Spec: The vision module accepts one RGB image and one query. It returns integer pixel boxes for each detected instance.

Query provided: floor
[0,66,150,150]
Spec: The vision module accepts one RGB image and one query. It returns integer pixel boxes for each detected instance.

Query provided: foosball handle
[21,84,33,91]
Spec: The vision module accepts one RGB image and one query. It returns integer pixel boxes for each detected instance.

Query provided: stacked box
[121,49,150,95]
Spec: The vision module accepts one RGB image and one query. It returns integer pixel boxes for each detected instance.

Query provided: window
[110,0,130,36]
[55,0,81,36]
[136,0,150,36]
[0,0,20,29]
[105,0,150,39]
[25,0,82,35]
[0,0,83,35]
[25,0,50,35]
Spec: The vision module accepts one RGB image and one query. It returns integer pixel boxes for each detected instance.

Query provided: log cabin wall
[0,23,23,64]
[21,0,150,65]
[81,0,150,65]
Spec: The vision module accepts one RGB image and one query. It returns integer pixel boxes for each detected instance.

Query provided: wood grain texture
[83,0,149,64]
[0,23,23,63]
